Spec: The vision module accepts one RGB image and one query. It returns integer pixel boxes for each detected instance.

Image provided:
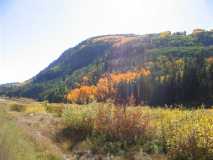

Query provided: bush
[44,103,65,116]
[94,106,152,143]
[10,103,45,113]
[24,103,45,113]
[63,104,97,135]
[61,104,213,159]
[62,104,155,154]
[164,110,213,160]
[10,103,26,112]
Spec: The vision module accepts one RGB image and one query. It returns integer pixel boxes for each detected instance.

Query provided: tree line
[67,54,213,107]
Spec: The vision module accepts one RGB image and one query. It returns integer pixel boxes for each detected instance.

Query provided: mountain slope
[1,30,213,102]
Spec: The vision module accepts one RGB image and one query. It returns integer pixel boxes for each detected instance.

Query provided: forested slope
[1,29,213,105]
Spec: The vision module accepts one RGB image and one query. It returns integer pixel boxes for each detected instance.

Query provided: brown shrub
[94,106,152,143]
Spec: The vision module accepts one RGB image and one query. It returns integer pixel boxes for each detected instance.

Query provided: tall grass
[0,108,38,160]
[62,103,213,159]
[10,102,45,113]
[5,100,213,159]
[62,104,156,154]
[0,108,61,160]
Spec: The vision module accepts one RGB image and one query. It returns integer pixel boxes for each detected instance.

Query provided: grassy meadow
[61,103,213,160]
[0,102,62,160]
[0,98,213,160]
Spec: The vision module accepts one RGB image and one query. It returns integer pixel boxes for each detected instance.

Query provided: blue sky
[0,0,213,84]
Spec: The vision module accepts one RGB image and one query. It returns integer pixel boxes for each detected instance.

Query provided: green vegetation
[114,52,213,106]
[2,29,213,159]
[10,102,45,113]
[0,107,61,160]
[0,109,35,160]
[1,29,213,159]
[1,30,213,105]
[61,103,213,160]
[1,99,212,159]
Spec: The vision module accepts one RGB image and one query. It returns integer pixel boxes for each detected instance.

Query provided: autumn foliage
[67,85,97,104]
[66,69,151,104]
[63,104,213,159]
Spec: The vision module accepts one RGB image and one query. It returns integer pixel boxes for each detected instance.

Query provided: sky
[0,0,213,84]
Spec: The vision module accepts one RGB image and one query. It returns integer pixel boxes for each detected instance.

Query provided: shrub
[62,104,97,135]
[94,106,152,143]
[147,108,213,160]
[44,103,65,116]
[24,103,45,113]
[164,110,213,160]
[62,104,155,154]
[10,103,26,112]
[61,104,213,159]
[10,103,45,113]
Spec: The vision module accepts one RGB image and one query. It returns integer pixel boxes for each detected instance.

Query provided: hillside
[1,30,213,103]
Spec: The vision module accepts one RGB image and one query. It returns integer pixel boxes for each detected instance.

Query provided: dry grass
[3,98,213,160]
[93,106,152,143]
[0,99,64,160]
[0,107,61,160]
[62,103,213,160]
[9,102,45,113]
[92,35,137,48]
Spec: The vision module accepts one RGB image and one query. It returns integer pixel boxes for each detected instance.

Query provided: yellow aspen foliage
[67,88,80,103]
[175,59,184,66]
[96,69,151,101]
[67,69,151,104]
[109,68,150,84]
[96,76,115,101]
[160,31,171,38]
[67,85,97,104]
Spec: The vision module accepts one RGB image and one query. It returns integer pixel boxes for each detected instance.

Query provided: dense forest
[1,29,213,106]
